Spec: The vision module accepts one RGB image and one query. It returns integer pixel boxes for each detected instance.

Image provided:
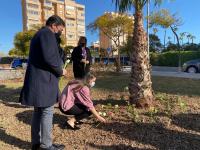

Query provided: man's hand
[62,69,67,76]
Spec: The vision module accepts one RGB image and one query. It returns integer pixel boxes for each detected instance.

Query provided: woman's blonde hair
[69,73,96,93]
[83,73,96,86]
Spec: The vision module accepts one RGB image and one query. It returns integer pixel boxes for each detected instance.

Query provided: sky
[0,0,200,54]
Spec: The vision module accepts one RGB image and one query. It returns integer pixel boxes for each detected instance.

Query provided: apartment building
[99,12,134,56]
[21,0,85,46]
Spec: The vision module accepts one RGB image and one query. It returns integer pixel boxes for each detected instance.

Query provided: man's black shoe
[40,144,65,150]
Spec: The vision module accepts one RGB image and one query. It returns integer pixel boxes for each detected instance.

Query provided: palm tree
[173,27,178,43]
[190,35,196,44]
[168,36,172,43]
[186,33,192,44]
[179,32,186,45]
[153,28,158,35]
[113,0,163,107]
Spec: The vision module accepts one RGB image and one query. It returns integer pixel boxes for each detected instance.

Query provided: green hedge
[0,57,15,64]
[150,51,200,67]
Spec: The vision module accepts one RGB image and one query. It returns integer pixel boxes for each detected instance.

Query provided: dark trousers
[59,103,91,121]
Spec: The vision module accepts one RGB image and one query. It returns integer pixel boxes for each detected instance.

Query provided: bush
[0,57,15,64]
[150,51,200,67]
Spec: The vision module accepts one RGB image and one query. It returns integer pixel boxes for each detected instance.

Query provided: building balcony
[28,0,40,5]
[27,16,40,21]
[66,11,76,18]
[56,0,65,4]
[66,16,76,21]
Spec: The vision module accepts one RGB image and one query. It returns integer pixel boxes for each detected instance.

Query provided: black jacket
[19,27,63,107]
[71,46,91,79]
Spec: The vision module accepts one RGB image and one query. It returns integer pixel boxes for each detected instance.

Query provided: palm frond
[112,0,133,12]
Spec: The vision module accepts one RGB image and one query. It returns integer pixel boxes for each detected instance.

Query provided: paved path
[152,71,200,79]
[122,66,200,79]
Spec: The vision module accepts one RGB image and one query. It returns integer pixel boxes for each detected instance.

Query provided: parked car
[182,59,200,73]
[11,58,28,69]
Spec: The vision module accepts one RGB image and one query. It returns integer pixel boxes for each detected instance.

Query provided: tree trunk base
[129,97,154,108]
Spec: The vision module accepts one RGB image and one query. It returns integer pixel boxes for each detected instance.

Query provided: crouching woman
[59,73,106,130]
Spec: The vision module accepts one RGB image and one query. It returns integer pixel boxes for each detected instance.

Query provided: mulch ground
[0,69,200,150]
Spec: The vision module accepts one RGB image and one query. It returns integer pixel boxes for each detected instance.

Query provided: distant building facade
[21,0,85,46]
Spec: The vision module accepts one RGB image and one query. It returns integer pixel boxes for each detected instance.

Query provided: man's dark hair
[46,15,65,27]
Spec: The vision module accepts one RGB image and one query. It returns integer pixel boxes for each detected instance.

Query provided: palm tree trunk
[129,9,154,108]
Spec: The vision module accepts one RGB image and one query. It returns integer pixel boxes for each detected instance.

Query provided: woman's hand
[97,115,106,123]
[86,60,89,64]
[81,59,86,63]
[90,108,106,123]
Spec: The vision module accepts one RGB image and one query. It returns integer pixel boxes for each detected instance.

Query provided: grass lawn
[0,71,200,149]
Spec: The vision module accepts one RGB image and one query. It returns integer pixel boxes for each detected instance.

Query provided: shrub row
[150,51,200,67]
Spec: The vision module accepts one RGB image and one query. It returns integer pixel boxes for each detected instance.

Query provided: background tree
[173,27,178,43]
[149,34,162,52]
[186,33,192,44]
[149,9,177,50]
[179,32,186,45]
[184,43,200,51]
[153,27,158,35]
[113,0,166,107]
[149,9,183,70]
[168,36,172,43]
[165,42,179,52]
[120,35,133,56]
[9,24,66,57]
[190,35,196,44]
[8,48,21,56]
[87,13,133,71]
[11,30,36,57]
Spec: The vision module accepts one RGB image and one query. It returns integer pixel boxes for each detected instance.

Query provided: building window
[78,31,85,34]
[77,24,84,28]
[66,23,74,27]
[66,6,75,10]
[67,34,75,39]
[77,7,84,11]
[27,3,39,9]
[28,10,39,15]
[28,18,39,22]
[78,19,84,23]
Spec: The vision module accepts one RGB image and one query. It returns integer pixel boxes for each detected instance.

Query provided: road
[122,66,200,79]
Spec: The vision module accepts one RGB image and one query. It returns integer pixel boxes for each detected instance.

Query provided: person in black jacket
[19,15,67,150]
[71,36,91,79]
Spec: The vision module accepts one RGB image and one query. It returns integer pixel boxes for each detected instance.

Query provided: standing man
[19,15,67,150]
